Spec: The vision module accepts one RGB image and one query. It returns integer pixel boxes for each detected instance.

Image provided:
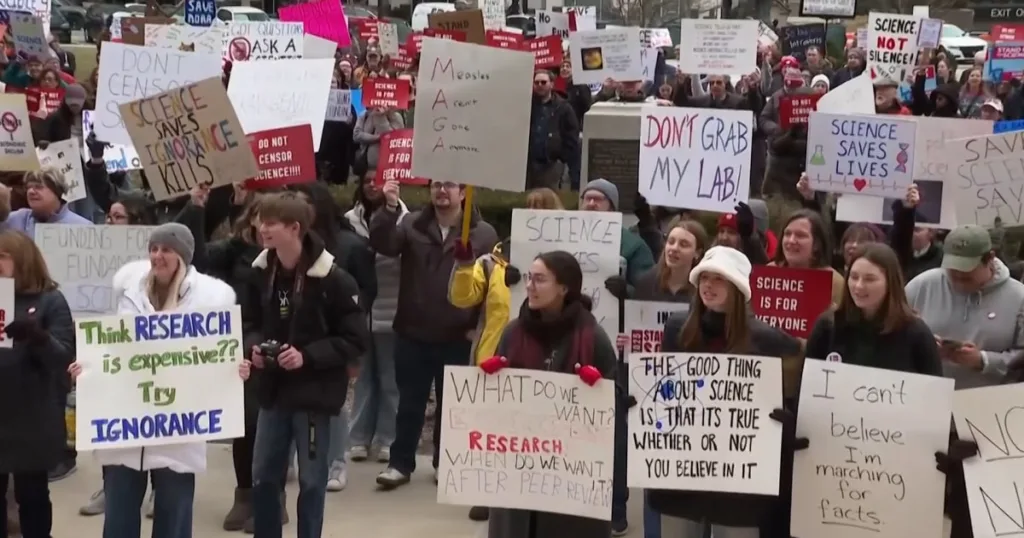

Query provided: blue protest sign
[994,119,1024,134]
[351,89,365,117]
[185,0,215,26]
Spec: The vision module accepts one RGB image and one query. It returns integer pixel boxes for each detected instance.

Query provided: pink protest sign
[279,0,350,47]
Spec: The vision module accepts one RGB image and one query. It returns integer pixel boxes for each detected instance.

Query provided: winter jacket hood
[931,83,961,117]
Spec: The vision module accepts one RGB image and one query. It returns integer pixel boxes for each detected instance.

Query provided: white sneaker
[287,455,298,483]
[326,461,348,492]
[376,446,390,463]
[79,489,105,516]
[375,467,410,488]
[348,445,369,462]
[144,490,155,519]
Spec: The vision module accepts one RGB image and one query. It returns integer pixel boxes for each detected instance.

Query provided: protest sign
[536,10,571,40]
[995,119,1024,134]
[0,0,50,29]
[856,27,868,47]
[224,22,303,61]
[25,87,63,119]
[677,19,757,75]
[391,45,414,70]
[74,306,245,450]
[227,58,334,151]
[350,90,365,117]
[953,384,1024,538]
[993,24,1024,42]
[408,30,468,54]
[0,93,40,172]
[243,125,316,189]
[941,130,1024,226]
[640,47,659,83]
[184,0,214,26]
[805,112,916,196]
[378,22,399,57]
[278,0,349,46]
[566,6,596,31]
[325,89,352,122]
[509,209,622,341]
[569,28,643,85]
[121,17,173,46]
[82,110,141,173]
[375,128,427,186]
[429,9,485,45]
[639,28,672,48]
[627,352,783,494]
[867,12,920,85]
[779,93,823,129]
[800,0,855,17]
[750,265,832,339]
[479,0,504,30]
[94,43,221,146]
[302,33,337,59]
[486,29,523,49]
[355,18,378,41]
[623,300,688,354]
[0,278,11,349]
[121,77,258,201]
[815,72,874,115]
[10,12,45,58]
[412,38,532,193]
[758,20,778,47]
[361,78,411,110]
[985,42,1024,82]
[917,18,942,49]
[523,36,562,69]
[638,106,753,213]
[145,24,224,54]
[780,23,825,62]
[35,224,155,314]
[438,366,614,519]
[37,139,86,202]
[791,360,952,538]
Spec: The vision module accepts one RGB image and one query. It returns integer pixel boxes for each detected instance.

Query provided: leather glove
[480,356,508,374]
[735,202,755,238]
[453,240,474,263]
[604,275,627,300]
[4,318,47,345]
[770,407,809,451]
[575,363,602,386]
[935,439,979,474]
[634,194,653,229]
[86,132,106,160]
[504,264,521,287]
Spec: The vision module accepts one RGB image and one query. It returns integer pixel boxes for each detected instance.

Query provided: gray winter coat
[345,200,408,333]
[353,110,405,169]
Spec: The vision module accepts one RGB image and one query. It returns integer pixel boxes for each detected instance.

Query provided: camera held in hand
[259,340,284,368]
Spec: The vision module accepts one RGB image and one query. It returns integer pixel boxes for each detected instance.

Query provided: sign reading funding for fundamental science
[438,365,615,520]
[627,352,783,494]
[74,306,246,450]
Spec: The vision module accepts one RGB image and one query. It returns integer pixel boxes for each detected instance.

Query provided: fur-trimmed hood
[251,232,335,278]
[113,259,236,314]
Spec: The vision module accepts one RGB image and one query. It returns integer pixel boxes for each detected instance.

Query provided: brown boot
[243,491,288,534]
[223,488,252,531]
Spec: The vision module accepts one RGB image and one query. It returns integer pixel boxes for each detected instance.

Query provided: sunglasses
[534,80,549,86]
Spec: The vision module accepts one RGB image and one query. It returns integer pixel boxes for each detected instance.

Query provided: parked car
[50,3,72,44]
[53,0,86,29]
[343,4,377,19]
[213,6,270,23]
[941,23,988,64]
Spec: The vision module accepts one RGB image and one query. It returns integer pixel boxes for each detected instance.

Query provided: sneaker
[376,446,390,463]
[611,520,629,536]
[79,489,105,516]
[349,445,369,462]
[48,460,77,482]
[144,490,155,519]
[468,506,489,521]
[375,467,410,489]
[326,461,348,492]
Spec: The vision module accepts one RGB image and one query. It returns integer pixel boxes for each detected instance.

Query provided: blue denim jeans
[612,364,629,526]
[328,407,350,464]
[252,408,332,538]
[103,465,194,538]
[349,332,399,448]
[644,491,662,538]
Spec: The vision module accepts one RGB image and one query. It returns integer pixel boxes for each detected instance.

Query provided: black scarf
[508,299,594,372]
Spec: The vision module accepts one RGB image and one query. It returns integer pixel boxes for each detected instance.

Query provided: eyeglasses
[534,80,549,86]
[430,181,459,190]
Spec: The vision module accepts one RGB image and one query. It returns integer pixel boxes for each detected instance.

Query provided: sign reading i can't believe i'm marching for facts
[438,365,615,520]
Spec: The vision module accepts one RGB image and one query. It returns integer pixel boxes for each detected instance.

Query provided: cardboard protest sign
[799,0,855,18]
[805,112,916,196]
[325,89,352,122]
[145,24,224,54]
[224,22,303,61]
[940,130,1024,226]
[361,78,411,110]
[25,87,63,118]
[623,300,688,353]
[522,35,562,69]
[485,29,523,49]
[780,23,825,63]
[750,265,832,339]
[82,110,142,173]
[438,365,615,520]
[185,0,215,26]
[536,10,570,40]
[0,93,39,172]
[0,278,11,349]
[10,12,46,59]
[509,209,622,340]
[121,17,173,46]
[36,139,86,202]
[867,12,921,85]
[35,224,154,314]
[120,77,259,201]
[243,124,316,189]
[779,93,823,129]
[378,22,400,57]
[227,59,334,151]
[791,361,952,538]
[375,128,428,186]
[627,352,783,494]
[74,306,245,450]
[677,19,757,75]
[278,0,350,47]
[568,28,643,85]
[413,38,532,193]
[638,107,753,213]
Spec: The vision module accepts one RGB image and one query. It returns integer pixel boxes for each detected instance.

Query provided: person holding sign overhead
[0,229,76,538]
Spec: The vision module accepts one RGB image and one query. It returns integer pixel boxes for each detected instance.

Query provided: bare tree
[606,0,691,26]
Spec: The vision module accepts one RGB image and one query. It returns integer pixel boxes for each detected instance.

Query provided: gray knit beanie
[582,178,619,211]
[148,223,195,267]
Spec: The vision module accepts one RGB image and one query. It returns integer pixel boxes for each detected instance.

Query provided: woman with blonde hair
[524,187,564,210]
[0,229,76,538]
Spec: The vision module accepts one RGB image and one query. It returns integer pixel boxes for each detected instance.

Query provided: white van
[411,2,456,31]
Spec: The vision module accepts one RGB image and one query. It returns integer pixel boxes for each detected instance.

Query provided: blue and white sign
[185,0,215,26]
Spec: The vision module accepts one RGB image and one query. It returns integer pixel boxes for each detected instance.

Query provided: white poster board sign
[10,12,47,59]
[677,19,758,75]
[640,28,673,48]
[412,38,531,193]
[867,12,921,85]
[641,47,658,83]
[37,139,86,202]
[82,110,142,173]
[638,106,752,213]
[816,72,875,115]
[536,10,570,39]
[479,0,504,30]
[509,209,622,341]
[623,300,687,354]
[791,360,953,538]
[0,277,12,349]
[74,306,245,450]
[378,22,399,58]
[0,93,40,172]
[805,112,916,196]
[627,352,782,493]
[0,0,51,32]
[223,21,303,61]
[94,43,222,146]
[438,366,615,519]
[941,131,1024,226]
[227,58,334,151]
[144,25,225,55]
[303,33,337,59]
[569,28,643,85]
[566,6,597,32]
[800,0,855,18]
[35,224,155,315]
[325,89,352,122]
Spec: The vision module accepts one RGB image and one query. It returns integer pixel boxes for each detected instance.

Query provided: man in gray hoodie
[906,225,1024,389]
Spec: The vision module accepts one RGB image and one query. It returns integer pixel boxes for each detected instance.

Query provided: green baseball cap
[942,225,993,272]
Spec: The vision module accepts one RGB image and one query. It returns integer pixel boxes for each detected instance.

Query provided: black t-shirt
[272,269,295,341]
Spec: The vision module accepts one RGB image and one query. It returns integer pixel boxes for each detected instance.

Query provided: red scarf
[505,299,596,373]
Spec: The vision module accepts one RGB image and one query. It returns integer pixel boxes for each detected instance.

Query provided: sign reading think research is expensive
[74,306,246,450]
[438,365,615,520]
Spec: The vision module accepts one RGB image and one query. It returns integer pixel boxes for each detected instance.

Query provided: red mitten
[480,356,508,374]
[453,240,474,263]
[575,363,602,386]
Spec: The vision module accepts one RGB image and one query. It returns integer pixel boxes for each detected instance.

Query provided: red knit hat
[718,213,737,230]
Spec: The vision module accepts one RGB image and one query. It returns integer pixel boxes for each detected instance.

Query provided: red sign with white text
[243,125,317,189]
[391,45,413,70]
[25,88,64,118]
[779,93,823,129]
[750,265,833,339]
[374,129,429,186]
[485,29,524,49]
[355,18,378,41]
[522,35,562,69]
[992,24,1024,42]
[362,78,411,110]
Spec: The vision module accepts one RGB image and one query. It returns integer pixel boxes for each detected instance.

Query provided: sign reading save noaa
[185,0,214,26]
